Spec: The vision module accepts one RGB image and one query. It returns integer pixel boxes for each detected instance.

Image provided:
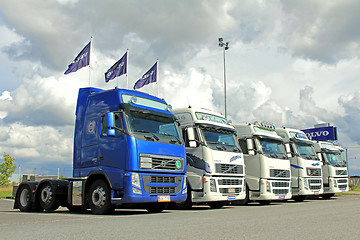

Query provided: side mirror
[187,128,197,147]
[247,138,255,155]
[106,112,116,136]
[285,143,292,158]
[317,153,323,161]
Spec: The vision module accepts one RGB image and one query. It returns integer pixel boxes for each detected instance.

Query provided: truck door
[81,115,99,168]
[184,127,206,191]
[98,112,127,171]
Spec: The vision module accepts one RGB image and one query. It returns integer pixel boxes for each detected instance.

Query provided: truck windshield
[200,126,241,152]
[295,143,318,160]
[325,151,347,167]
[126,110,182,144]
[257,138,287,159]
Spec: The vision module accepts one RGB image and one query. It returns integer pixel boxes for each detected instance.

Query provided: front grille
[337,179,348,184]
[307,168,321,176]
[308,179,322,184]
[218,179,243,185]
[338,184,348,190]
[273,189,289,195]
[336,170,348,176]
[150,187,176,194]
[308,179,322,190]
[150,176,176,183]
[219,188,241,194]
[142,175,182,194]
[215,164,243,174]
[272,181,290,188]
[270,169,290,178]
[140,154,183,171]
[152,159,178,170]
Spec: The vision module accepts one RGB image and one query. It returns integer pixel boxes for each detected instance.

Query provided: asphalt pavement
[1,195,359,240]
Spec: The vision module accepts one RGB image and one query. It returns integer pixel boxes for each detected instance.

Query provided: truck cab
[234,122,292,204]
[173,107,246,209]
[313,141,349,198]
[14,87,187,214]
[276,127,323,201]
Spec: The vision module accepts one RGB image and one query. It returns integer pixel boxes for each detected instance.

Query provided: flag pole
[89,36,93,87]
[126,49,129,89]
[156,59,159,97]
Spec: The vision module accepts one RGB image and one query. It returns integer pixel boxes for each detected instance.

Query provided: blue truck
[14,87,187,214]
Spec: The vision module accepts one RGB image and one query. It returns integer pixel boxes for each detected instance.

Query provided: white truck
[313,141,349,199]
[173,107,246,209]
[233,122,292,205]
[276,128,323,201]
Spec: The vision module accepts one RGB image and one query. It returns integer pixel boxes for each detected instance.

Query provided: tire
[292,195,306,202]
[16,185,32,212]
[321,193,335,199]
[39,183,60,211]
[233,184,249,206]
[146,203,169,213]
[208,201,226,209]
[258,200,271,205]
[88,179,114,215]
[172,187,193,210]
[66,205,83,212]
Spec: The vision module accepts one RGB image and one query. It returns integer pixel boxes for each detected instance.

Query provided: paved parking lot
[1,195,359,240]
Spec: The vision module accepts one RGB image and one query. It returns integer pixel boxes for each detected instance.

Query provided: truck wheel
[258,200,271,205]
[233,184,249,206]
[146,203,169,213]
[39,183,60,211]
[292,195,306,202]
[17,185,32,212]
[208,201,226,209]
[88,179,114,215]
[321,193,335,199]
[66,205,83,212]
[171,187,193,210]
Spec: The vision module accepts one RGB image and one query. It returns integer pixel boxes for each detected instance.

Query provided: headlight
[333,179,337,187]
[266,181,271,192]
[132,187,142,194]
[182,176,187,194]
[303,178,309,190]
[131,172,141,189]
[210,179,217,192]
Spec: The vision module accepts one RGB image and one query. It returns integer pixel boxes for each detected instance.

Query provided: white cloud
[0,122,73,162]
[0,0,360,175]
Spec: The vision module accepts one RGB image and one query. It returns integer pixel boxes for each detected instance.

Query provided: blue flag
[133,62,157,90]
[105,52,127,82]
[64,41,91,75]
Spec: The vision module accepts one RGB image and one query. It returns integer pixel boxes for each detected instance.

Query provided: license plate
[228,195,236,201]
[228,188,235,193]
[342,190,345,193]
[278,195,285,200]
[157,195,170,202]
[314,191,319,195]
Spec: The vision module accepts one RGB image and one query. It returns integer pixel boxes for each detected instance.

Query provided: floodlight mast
[218,38,230,119]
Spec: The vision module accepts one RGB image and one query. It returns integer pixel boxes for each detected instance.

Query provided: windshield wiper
[135,130,159,141]
[169,138,182,144]
[221,143,241,152]
[233,147,241,152]
[157,133,182,144]
[216,146,226,151]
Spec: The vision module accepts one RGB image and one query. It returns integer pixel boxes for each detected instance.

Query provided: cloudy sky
[0,0,360,178]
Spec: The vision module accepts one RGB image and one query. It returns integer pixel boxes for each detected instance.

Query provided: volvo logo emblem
[159,160,168,168]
